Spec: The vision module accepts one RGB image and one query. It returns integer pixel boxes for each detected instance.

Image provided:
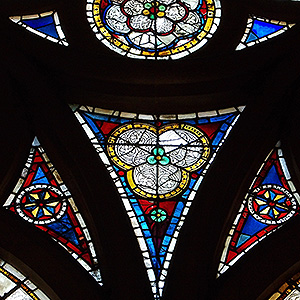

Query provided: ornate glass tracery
[72,105,244,298]
[3,137,101,285]
[218,142,300,276]
[86,0,221,59]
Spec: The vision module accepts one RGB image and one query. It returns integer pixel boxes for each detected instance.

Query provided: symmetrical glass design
[236,15,294,50]
[3,138,101,284]
[72,105,244,298]
[218,142,300,275]
[0,258,50,300]
[9,11,68,46]
[86,0,221,59]
[269,272,300,300]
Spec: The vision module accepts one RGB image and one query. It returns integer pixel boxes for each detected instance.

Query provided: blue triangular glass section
[36,24,59,38]
[262,165,282,186]
[246,32,258,43]
[236,233,251,248]
[242,215,268,236]
[32,167,49,184]
[23,15,53,28]
[252,20,284,38]
[47,214,80,247]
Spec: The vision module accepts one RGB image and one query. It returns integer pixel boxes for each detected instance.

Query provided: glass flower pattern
[88,0,221,59]
[107,122,210,199]
[150,208,168,222]
[16,185,67,225]
[248,184,297,225]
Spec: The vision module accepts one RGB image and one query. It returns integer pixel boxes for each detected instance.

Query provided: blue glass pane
[262,165,282,186]
[242,215,267,236]
[32,167,49,184]
[37,24,59,38]
[246,32,258,43]
[236,233,251,248]
[23,15,53,28]
[252,20,283,38]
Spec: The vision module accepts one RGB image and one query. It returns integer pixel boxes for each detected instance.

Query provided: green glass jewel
[144,2,152,8]
[160,156,170,165]
[147,156,157,165]
[158,5,165,11]
[150,208,167,222]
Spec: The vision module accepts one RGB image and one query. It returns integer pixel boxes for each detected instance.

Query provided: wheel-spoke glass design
[269,272,300,300]
[9,11,68,46]
[3,137,101,284]
[86,0,221,59]
[218,142,300,276]
[0,258,50,299]
[72,104,244,298]
[236,15,294,50]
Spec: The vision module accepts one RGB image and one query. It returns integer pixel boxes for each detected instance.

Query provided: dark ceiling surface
[1,1,300,299]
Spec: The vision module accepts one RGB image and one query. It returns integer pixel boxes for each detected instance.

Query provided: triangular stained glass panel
[72,105,244,298]
[218,142,300,276]
[3,137,101,284]
[236,16,295,50]
[9,11,68,46]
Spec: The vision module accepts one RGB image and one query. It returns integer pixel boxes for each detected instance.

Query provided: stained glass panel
[3,138,101,284]
[0,258,50,300]
[269,272,300,300]
[218,142,300,275]
[236,16,294,50]
[72,105,244,298]
[86,0,221,59]
[9,11,68,46]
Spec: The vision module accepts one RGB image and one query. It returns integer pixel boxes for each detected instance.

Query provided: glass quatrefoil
[107,123,210,199]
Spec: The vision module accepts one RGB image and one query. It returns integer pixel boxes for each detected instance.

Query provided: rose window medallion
[87,0,221,59]
[107,122,210,199]
[248,184,297,225]
[15,184,67,225]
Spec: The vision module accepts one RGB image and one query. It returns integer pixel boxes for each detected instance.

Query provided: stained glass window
[236,16,294,50]
[269,272,300,300]
[72,104,244,298]
[9,11,68,46]
[0,258,50,300]
[218,142,300,276]
[3,137,101,284]
[86,0,221,59]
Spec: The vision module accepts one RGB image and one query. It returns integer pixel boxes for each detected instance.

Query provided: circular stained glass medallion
[150,208,168,222]
[87,0,221,59]
[247,184,297,225]
[107,122,210,199]
[15,184,67,225]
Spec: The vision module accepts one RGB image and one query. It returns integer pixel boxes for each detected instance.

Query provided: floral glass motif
[236,15,294,50]
[9,11,68,46]
[72,104,244,298]
[218,142,300,276]
[86,0,221,59]
[0,258,50,300]
[3,137,101,284]
[269,272,300,300]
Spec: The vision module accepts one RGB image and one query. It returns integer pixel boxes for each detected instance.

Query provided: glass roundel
[247,184,297,225]
[87,0,221,59]
[107,122,210,199]
[15,184,67,225]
